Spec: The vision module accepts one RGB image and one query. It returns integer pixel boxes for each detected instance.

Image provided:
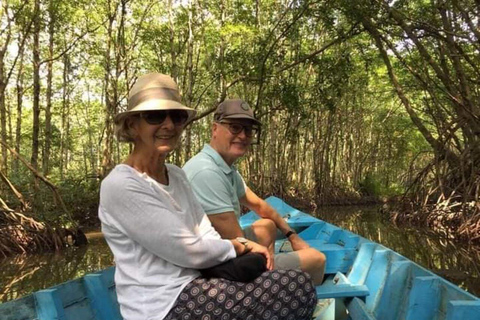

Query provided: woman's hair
[115,114,138,143]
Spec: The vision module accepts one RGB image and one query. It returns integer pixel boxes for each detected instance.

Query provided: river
[1,205,479,303]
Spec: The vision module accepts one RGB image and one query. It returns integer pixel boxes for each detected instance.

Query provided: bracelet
[285,230,296,238]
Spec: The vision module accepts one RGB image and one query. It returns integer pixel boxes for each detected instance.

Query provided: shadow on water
[0,235,114,303]
[315,205,480,297]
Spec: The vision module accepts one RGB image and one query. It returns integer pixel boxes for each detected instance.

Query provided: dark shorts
[164,269,317,320]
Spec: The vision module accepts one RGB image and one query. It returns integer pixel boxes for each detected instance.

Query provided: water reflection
[0,236,114,303]
[1,206,479,303]
[316,205,480,297]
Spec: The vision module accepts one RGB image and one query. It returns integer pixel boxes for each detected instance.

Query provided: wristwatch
[236,236,250,253]
[236,237,249,247]
[285,230,296,238]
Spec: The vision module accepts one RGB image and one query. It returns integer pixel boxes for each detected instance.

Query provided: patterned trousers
[164,269,317,320]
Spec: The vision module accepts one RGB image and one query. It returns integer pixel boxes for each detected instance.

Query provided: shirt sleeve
[100,174,235,269]
[235,172,247,199]
[188,169,236,215]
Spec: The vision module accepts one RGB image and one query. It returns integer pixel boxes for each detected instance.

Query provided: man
[184,99,325,285]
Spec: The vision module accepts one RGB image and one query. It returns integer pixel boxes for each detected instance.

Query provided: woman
[99,73,317,320]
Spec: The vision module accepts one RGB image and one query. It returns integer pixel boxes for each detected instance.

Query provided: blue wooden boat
[1,196,479,319]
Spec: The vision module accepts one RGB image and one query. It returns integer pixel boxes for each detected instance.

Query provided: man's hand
[247,240,274,270]
[289,234,310,251]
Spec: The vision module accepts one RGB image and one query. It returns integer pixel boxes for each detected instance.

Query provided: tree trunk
[14,50,24,174]
[0,11,11,172]
[43,1,56,176]
[31,0,41,173]
[168,0,178,81]
[183,1,196,161]
[60,53,71,179]
[100,0,118,177]
[361,15,458,167]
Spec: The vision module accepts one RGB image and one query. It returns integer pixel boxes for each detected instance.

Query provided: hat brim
[114,99,197,124]
[221,114,262,126]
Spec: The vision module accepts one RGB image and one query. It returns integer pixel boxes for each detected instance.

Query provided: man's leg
[296,248,326,286]
[244,219,276,257]
[246,219,326,285]
[274,249,325,286]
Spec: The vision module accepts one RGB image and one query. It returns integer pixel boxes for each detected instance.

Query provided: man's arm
[208,211,244,239]
[240,187,310,251]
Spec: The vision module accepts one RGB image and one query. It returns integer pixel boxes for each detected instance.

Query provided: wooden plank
[446,300,480,320]
[348,297,377,320]
[35,289,66,320]
[363,249,393,310]
[0,295,37,320]
[298,222,326,240]
[54,279,88,307]
[373,261,412,320]
[305,244,357,274]
[316,283,369,299]
[347,243,377,285]
[84,273,122,320]
[405,276,440,320]
[64,300,96,320]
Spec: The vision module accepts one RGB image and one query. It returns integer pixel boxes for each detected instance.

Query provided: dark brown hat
[214,99,261,126]
[114,73,196,125]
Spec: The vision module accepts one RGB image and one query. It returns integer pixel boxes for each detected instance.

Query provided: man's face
[211,119,258,165]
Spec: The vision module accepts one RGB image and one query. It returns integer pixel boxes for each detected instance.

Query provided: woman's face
[130,110,188,156]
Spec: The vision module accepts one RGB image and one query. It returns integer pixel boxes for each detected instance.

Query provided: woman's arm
[100,175,235,269]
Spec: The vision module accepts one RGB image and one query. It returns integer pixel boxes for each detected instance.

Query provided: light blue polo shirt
[183,144,246,218]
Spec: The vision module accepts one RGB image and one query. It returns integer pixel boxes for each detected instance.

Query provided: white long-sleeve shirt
[99,164,236,320]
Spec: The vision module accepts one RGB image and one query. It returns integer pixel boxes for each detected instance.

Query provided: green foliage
[57,178,101,228]
[2,0,475,221]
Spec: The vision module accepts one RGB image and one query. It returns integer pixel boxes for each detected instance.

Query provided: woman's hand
[245,240,274,271]
[231,239,273,270]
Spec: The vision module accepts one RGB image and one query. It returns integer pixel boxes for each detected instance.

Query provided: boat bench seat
[315,273,375,320]
[347,297,377,320]
[316,272,369,299]
[33,267,122,320]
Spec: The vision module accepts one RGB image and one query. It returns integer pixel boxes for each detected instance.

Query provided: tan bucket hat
[114,73,196,125]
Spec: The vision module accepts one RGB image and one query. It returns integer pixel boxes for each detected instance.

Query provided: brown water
[0,233,114,303]
[1,206,479,303]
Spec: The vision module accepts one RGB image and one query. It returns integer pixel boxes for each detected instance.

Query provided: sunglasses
[219,122,259,138]
[140,110,189,126]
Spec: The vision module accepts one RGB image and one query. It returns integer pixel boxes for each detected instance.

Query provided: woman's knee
[265,269,316,297]
[264,269,317,317]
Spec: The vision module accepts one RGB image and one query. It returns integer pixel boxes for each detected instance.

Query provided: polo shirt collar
[202,144,235,174]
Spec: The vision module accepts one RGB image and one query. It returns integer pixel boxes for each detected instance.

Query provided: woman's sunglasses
[140,110,189,126]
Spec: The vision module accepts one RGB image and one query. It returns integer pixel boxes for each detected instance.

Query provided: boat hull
[1,196,479,319]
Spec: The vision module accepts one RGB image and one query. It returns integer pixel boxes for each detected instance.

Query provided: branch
[0,169,27,210]
[5,13,35,83]
[40,17,109,65]
[191,75,255,121]
[255,0,311,109]
[0,140,75,226]
[276,24,361,74]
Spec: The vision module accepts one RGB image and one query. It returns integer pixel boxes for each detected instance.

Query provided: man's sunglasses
[219,122,259,138]
[140,110,189,126]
